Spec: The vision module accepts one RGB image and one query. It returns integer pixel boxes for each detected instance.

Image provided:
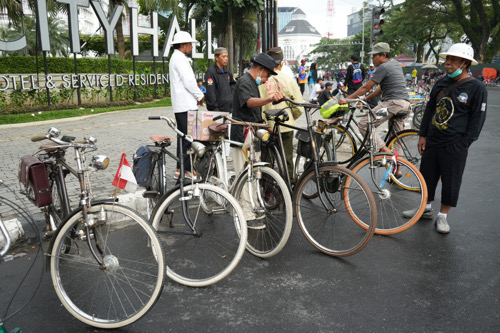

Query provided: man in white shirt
[169,31,205,179]
[309,78,323,103]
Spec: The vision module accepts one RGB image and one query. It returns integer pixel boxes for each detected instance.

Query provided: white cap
[171,31,198,45]
[439,43,478,66]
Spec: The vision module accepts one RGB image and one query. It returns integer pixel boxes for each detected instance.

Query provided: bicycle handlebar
[273,97,318,110]
[211,114,268,128]
[31,135,47,142]
[149,116,193,143]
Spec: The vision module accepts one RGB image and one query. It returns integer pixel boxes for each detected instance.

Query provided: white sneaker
[434,215,450,234]
[402,207,433,219]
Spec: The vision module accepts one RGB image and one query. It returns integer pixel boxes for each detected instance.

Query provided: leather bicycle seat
[149,135,175,144]
[39,143,69,153]
[394,111,408,118]
[208,123,228,133]
[264,109,287,118]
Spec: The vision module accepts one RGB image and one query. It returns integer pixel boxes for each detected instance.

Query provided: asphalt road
[1,87,499,332]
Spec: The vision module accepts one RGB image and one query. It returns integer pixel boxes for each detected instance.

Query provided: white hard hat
[171,31,198,44]
[439,43,478,66]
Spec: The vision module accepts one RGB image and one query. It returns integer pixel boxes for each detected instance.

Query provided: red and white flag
[391,150,398,175]
[112,153,137,193]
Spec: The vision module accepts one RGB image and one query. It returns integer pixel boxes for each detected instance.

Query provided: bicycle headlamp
[191,141,206,157]
[256,129,270,143]
[92,155,110,170]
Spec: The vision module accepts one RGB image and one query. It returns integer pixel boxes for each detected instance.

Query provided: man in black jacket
[205,47,235,112]
[403,43,487,234]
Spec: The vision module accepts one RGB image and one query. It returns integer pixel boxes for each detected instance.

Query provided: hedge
[0,56,169,74]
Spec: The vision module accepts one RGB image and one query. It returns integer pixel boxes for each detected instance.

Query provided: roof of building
[279,7,297,12]
[293,8,306,15]
[279,19,321,36]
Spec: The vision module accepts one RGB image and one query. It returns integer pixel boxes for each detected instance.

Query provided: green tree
[445,0,500,63]
[307,38,355,71]
[0,16,69,56]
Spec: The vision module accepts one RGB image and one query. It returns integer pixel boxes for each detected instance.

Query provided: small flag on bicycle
[391,151,398,176]
[112,153,138,193]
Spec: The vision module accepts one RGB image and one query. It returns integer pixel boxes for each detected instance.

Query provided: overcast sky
[278,0,401,39]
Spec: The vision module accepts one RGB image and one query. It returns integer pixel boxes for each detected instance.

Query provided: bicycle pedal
[143,190,159,199]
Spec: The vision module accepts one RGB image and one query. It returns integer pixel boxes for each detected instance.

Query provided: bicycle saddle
[39,142,69,153]
[149,135,175,145]
[393,111,408,119]
[208,123,228,133]
[264,109,287,119]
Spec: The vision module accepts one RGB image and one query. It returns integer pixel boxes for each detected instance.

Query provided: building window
[284,46,294,60]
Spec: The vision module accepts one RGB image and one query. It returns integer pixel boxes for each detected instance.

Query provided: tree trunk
[116,12,125,59]
[228,7,234,73]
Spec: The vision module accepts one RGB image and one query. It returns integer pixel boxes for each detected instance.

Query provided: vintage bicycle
[147,116,248,287]
[14,128,166,329]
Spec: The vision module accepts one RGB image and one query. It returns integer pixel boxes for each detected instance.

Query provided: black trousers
[175,112,192,171]
[419,141,468,207]
[299,83,305,95]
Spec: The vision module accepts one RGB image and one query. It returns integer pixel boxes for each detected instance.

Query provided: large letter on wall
[130,8,158,57]
[161,14,181,58]
[190,19,203,59]
[36,0,50,51]
[0,35,26,52]
[90,0,123,55]
[57,0,90,53]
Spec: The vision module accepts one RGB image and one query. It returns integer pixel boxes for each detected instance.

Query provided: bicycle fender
[44,198,119,271]
[292,161,339,197]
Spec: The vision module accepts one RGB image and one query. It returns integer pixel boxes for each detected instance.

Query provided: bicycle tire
[262,143,288,184]
[231,166,293,258]
[150,183,247,287]
[387,129,421,168]
[330,125,357,165]
[411,103,425,129]
[50,203,165,329]
[294,164,376,257]
[297,141,333,199]
[147,153,164,219]
[349,154,427,235]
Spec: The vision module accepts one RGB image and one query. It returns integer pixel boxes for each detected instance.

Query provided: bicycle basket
[320,100,349,119]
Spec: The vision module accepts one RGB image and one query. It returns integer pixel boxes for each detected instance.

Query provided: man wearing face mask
[169,31,205,180]
[403,43,487,234]
[231,53,285,168]
[230,53,285,228]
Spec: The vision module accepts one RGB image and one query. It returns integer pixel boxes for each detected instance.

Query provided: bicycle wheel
[387,129,421,168]
[146,154,164,219]
[47,178,64,229]
[262,143,288,184]
[350,154,427,235]
[330,125,357,164]
[150,183,247,287]
[411,103,425,129]
[50,203,165,329]
[294,164,376,257]
[296,141,333,199]
[231,166,293,258]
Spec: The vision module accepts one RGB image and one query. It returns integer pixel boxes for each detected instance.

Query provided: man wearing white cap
[403,43,487,234]
[169,31,205,179]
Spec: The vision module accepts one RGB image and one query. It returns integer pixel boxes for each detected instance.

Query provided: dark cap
[266,47,283,66]
[253,53,278,76]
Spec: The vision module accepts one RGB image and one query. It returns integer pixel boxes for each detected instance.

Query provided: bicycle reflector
[92,155,110,170]
[256,129,270,143]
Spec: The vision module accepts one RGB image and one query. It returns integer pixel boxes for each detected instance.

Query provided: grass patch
[0,98,172,125]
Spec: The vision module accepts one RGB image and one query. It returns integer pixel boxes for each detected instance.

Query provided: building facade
[278,8,321,65]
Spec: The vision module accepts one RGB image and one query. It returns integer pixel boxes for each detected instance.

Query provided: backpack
[132,146,154,187]
[352,64,363,84]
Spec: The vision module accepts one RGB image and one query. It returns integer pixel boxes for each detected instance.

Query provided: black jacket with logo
[205,63,235,112]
